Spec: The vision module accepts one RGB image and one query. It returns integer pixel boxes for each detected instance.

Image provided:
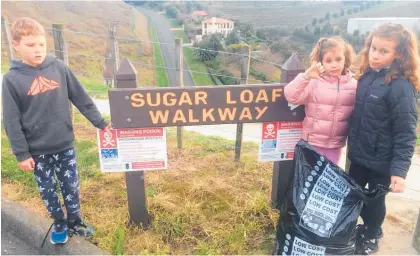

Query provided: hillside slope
[1,1,155,86]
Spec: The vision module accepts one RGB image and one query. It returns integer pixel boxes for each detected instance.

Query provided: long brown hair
[309,36,356,74]
[356,23,420,91]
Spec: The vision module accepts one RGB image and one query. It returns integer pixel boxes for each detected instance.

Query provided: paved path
[1,227,41,255]
[135,7,195,87]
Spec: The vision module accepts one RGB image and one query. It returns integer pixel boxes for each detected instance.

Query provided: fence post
[52,23,73,124]
[413,209,420,252]
[271,53,305,207]
[234,45,251,162]
[115,57,150,228]
[1,16,14,62]
[175,38,184,149]
[103,21,120,88]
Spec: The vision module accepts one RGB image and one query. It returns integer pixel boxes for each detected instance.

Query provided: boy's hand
[304,61,325,80]
[18,157,35,171]
[390,175,405,193]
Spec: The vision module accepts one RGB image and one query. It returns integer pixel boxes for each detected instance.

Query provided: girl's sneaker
[356,238,379,255]
[50,219,68,244]
[68,218,95,238]
[356,224,383,242]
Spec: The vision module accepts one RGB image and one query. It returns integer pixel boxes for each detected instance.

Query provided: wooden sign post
[114,58,150,228]
[109,54,305,228]
[271,53,305,208]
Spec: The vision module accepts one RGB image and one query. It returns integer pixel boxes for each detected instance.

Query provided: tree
[226,31,241,45]
[184,24,197,40]
[304,24,310,32]
[147,1,165,10]
[124,1,145,6]
[314,25,321,37]
[238,23,255,40]
[165,6,180,19]
[293,28,316,43]
[269,40,293,58]
[325,12,330,20]
[359,34,366,45]
[312,18,317,26]
[186,1,193,13]
[347,9,353,15]
[194,34,224,61]
[319,17,325,23]
[321,23,334,36]
[333,13,338,18]
[256,29,267,40]
[334,28,341,35]
[197,2,205,9]
[353,29,360,37]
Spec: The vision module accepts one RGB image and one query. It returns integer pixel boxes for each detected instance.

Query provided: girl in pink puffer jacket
[285,36,357,165]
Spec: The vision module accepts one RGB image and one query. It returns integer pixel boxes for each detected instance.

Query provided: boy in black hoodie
[2,17,110,244]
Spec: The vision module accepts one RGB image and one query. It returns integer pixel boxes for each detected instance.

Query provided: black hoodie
[2,54,107,161]
[347,68,418,178]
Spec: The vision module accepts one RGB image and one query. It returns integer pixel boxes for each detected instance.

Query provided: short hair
[10,17,45,42]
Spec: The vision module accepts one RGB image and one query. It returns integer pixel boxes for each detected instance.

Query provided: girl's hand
[103,123,112,133]
[304,61,325,80]
[390,175,405,193]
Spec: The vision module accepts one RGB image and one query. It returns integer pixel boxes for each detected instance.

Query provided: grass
[169,19,182,28]
[1,111,279,255]
[165,16,214,87]
[77,76,109,99]
[149,19,170,87]
[183,47,215,86]
[2,2,155,88]
[172,30,190,43]
[1,62,10,73]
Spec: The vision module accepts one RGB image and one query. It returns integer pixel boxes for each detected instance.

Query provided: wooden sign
[109,84,305,128]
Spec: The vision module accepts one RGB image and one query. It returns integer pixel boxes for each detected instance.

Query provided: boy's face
[13,34,47,67]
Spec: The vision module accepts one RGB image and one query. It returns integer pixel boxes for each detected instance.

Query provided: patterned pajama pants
[33,148,81,221]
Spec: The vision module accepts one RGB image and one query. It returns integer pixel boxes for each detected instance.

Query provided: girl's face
[321,47,345,77]
[369,36,398,70]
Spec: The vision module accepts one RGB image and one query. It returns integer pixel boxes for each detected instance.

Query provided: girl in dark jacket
[347,23,420,254]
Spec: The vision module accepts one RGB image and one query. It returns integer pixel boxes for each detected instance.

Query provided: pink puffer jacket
[284,72,357,149]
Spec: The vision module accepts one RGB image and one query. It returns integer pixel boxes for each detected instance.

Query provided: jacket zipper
[357,73,378,137]
[329,79,340,145]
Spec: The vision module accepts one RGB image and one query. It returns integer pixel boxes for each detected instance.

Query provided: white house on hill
[202,17,234,37]
[347,17,420,35]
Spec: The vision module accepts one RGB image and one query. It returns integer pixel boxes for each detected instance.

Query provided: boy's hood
[10,54,57,73]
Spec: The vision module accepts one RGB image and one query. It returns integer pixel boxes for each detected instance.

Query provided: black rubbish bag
[274,140,389,255]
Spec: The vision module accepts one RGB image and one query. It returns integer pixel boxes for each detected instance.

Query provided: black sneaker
[68,218,95,238]
[356,224,383,242]
[356,238,379,255]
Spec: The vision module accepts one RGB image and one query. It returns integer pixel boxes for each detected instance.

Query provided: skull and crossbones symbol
[264,124,276,138]
[103,131,115,147]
